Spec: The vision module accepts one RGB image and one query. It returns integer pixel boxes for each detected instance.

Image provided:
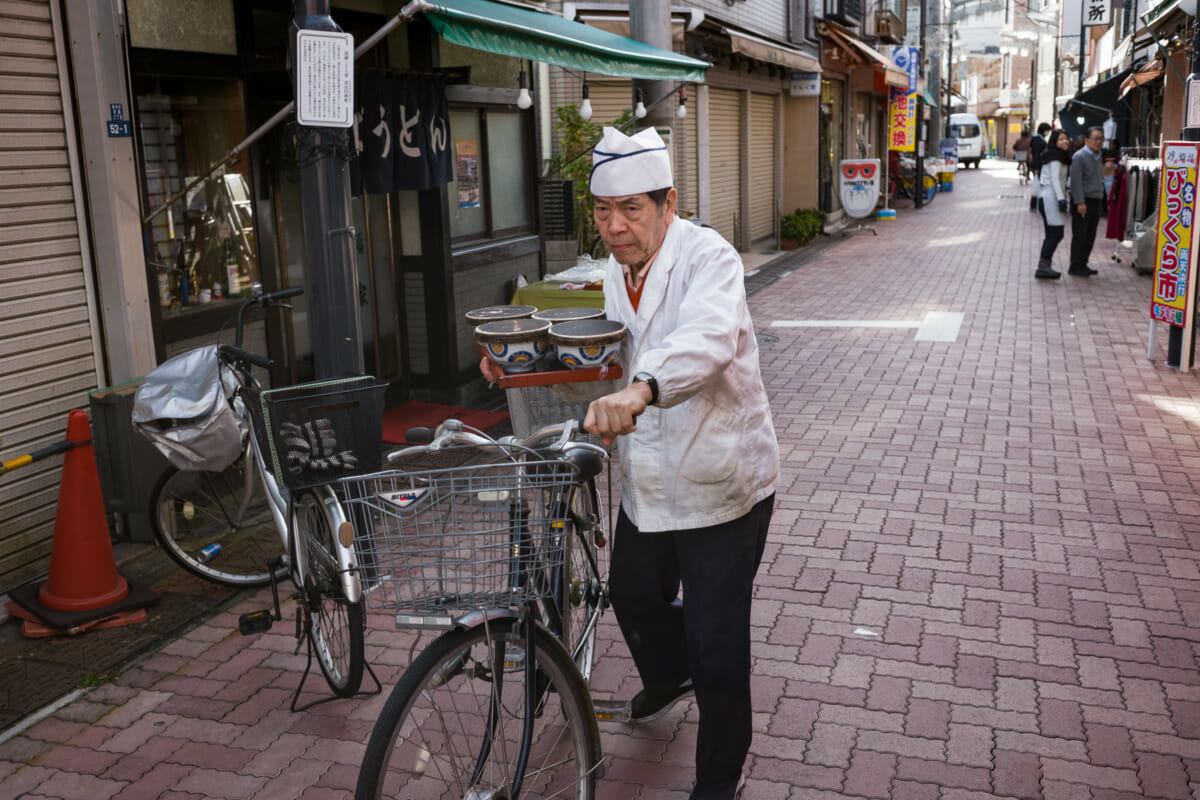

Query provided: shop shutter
[708,88,742,246]
[587,82,634,129]
[0,0,103,593]
[748,93,778,243]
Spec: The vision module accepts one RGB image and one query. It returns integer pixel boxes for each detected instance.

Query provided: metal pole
[916,0,928,209]
[1077,0,1085,95]
[945,31,953,137]
[1167,16,1200,367]
[630,0,673,130]
[291,0,364,378]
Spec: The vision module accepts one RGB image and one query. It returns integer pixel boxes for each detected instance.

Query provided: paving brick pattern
[2,161,1200,798]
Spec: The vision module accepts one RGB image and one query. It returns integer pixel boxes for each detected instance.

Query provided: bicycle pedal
[593,699,631,723]
[238,610,274,635]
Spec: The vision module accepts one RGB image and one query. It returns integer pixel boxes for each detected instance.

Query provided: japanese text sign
[296,30,355,127]
[891,47,919,93]
[1083,0,1110,27]
[351,73,452,194]
[1151,142,1199,328]
[888,86,915,152]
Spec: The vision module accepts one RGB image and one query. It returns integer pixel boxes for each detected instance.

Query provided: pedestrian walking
[1013,127,1032,185]
[1028,122,1050,211]
[1035,128,1072,279]
[1068,126,1106,277]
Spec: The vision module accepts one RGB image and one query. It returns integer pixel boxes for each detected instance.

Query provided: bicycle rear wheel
[293,489,365,697]
[150,457,285,587]
[356,620,600,800]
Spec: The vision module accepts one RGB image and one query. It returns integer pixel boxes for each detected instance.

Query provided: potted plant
[780,208,827,249]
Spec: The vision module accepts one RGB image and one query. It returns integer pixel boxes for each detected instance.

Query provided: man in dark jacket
[1068,126,1106,276]
[1028,122,1050,210]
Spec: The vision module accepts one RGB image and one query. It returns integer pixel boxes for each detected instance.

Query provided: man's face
[594,189,677,268]
[1086,131,1104,153]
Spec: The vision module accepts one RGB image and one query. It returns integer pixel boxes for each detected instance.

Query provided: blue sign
[891,47,920,94]
[110,103,125,121]
[106,102,130,137]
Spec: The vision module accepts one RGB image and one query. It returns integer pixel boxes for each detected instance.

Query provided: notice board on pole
[1151,141,1199,370]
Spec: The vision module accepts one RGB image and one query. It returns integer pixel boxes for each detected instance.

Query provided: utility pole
[630,0,673,130]
[916,0,928,209]
[1076,0,1086,95]
[1167,12,1200,366]
[290,0,363,379]
[945,30,954,137]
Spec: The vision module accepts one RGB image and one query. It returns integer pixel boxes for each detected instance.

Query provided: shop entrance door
[819,79,845,213]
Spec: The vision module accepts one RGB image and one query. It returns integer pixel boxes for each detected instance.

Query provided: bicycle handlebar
[218,344,273,370]
[234,286,304,348]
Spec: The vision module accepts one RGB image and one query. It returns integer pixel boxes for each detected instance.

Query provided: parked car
[949,113,985,169]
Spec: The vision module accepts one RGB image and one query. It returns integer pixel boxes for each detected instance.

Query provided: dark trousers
[1037,199,1065,261]
[1069,197,1102,271]
[609,494,774,800]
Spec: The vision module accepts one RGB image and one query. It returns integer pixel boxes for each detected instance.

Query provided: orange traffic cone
[37,409,130,610]
[6,409,157,637]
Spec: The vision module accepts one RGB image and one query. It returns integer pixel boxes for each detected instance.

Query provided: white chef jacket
[603,216,780,532]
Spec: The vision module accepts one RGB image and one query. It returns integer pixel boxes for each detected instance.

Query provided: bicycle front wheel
[922,175,938,203]
[562,480,608,684]
[356,620,601,800]
[150,457,285,587]
[293,489,365,697]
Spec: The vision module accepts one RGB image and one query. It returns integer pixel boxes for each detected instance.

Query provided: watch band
[634,372,659,405]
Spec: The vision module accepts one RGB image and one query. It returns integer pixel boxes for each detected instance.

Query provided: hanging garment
[1106,165,1127,240]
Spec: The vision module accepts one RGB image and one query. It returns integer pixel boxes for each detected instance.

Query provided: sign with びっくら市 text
[1151,142,1199,328]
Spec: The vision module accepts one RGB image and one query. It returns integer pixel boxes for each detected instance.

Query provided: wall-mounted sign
[1083,0,1111,27]
[296,29,355,127]
[791,71,821,97]
[351,74,452,194]
[106,102,130,138]
[1151,141,1199,329]
[891,47,919,93]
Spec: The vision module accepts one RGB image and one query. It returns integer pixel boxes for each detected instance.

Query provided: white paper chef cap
[589,126,673,197]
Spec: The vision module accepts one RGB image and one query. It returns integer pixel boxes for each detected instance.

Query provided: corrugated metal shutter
[675,90,699,221]
[748,93,777,243]
[587,82,633,129]
[0,0,102,593]
[709,88,741,245]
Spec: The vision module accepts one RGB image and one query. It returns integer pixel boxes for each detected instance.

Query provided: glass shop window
[447,108,533,241]
[136,76,260,319]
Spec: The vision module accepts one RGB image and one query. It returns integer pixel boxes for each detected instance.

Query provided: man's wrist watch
[633,372,659,406]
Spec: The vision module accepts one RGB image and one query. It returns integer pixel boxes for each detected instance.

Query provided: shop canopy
[402,0,710,82]
[1120,58,1164,98]
[1058,68,1132,140]
[823,27,908,88]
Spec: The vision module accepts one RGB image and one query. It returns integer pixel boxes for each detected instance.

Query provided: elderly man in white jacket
[584,126,779,800]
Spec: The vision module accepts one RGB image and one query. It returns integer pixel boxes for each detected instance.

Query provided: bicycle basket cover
[132,345,245,472]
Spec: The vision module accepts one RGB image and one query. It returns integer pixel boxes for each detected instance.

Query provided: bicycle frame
[233,367,363,604]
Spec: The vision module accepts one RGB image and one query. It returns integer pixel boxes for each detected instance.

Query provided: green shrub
[780,208,827,243]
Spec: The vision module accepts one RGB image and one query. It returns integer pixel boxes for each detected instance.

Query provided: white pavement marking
[770,311,965,343]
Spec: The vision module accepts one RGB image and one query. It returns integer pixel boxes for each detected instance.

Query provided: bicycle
[1015,150,1030,185]
[147,285,385,705]
[351,417,611,799]
[888,156,937,205]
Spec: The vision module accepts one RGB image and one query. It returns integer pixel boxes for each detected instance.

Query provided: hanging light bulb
[676,88,687,119]
[580,82,593,121]
[634,88,647,119]
[517,70,532,109]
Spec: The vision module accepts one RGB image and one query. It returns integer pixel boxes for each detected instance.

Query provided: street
[2,158,1200,799]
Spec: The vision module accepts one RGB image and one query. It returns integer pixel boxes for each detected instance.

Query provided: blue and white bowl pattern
[485,338,548,372]
[556,340,621,368]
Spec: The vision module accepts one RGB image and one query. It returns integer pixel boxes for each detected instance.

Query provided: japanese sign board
[296,30,354,127]
[1083,0,1110,27]
[839,159,880,219]
[351,73,452,194]
[790,71,820,97]
[891,47,919,93]
[888,86,916,152]
[107,102,130,137]
[1151,142,1198,328]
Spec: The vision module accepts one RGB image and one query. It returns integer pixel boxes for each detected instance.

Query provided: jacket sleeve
[633,237,745,409]
[1069,155,1085,205]
[1048,162,1067,204]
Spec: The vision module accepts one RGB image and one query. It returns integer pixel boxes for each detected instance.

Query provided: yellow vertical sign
[1151,142,1199,328]
[888,86,915,152]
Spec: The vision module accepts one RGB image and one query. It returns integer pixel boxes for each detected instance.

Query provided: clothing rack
[1120,145,1160,162]
[1111,149,1162,270]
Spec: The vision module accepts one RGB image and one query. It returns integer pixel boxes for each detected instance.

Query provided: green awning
[403,0,710,82]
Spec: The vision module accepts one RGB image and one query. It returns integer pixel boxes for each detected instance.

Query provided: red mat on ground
[382,401,509,444]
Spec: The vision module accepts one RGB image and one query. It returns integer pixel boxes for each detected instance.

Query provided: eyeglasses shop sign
[791,71,820,98]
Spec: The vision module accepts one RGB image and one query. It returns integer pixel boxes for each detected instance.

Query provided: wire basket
[499,365,623,447]
[258,376,387,491]
[340,451,578,620]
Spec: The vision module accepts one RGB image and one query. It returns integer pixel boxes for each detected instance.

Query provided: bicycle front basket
[259,376,387,491]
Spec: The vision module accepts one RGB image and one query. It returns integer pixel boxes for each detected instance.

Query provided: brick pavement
[2,160,1200,798]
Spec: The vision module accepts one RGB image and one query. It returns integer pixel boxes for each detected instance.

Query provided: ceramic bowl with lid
[530,307,605,324]
[465,304,537,327]
[474,318,551,373]
[547,319,627,369]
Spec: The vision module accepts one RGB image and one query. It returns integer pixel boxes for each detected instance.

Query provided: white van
[949,113,985,169]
